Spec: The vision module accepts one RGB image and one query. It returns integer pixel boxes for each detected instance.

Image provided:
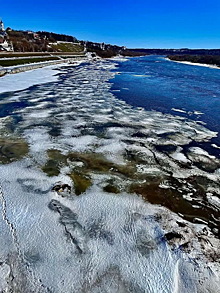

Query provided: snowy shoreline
[166,57,220,69]
[0,60,85,94]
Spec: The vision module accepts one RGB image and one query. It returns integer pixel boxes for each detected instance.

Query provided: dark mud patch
[103,183,120,194]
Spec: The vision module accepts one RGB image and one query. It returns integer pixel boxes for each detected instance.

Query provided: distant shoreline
[166,57,220,69]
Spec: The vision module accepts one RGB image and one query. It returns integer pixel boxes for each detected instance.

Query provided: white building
[0,20,4,31]
[0,19,13,51]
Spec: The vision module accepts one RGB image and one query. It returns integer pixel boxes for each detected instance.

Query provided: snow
[212,143,220,149]
[207,193,220,210]
[0,263,10,292]
[169,147,190,163]
[110,56,129,62]
[166,58,220,70]
[172,108,187,113]
[0,160,219,293]
[0,65,60,93]
[194,110,204,115]
[0,61,84,94]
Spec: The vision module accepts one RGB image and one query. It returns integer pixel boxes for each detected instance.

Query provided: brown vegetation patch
[42,150,66,177]
[68,172,92,195]
[0,138,29,164]
[67,152,136,178]
[129,178,216,224]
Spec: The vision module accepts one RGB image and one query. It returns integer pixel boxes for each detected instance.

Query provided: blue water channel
[110,56,220,153]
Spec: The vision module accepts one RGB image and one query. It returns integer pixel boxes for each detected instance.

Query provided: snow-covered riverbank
[166,57,220,69]
[0,60,84,94]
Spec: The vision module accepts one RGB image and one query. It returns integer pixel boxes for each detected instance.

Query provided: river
[0,57,219,292]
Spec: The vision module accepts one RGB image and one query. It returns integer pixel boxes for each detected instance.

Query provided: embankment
[0,56,85,77]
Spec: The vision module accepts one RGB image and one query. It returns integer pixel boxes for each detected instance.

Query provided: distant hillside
[3,22,220,58]
[80,41,126,58]
[81,41,149,58]
[6,29,83,52]
[126,48,220,56]
[5,28,145,57]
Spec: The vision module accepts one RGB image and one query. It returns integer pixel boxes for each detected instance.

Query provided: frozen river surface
[0,59,219,292]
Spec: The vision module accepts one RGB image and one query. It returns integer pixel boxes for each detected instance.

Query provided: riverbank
[0,55,86,77]
[0,59,85,93]
[166,56,220,69]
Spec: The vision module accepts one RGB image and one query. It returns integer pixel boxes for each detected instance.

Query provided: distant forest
[128,48,220,56]
[168,55,220,67]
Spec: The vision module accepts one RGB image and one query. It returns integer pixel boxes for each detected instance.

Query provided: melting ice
[0,60,219,292]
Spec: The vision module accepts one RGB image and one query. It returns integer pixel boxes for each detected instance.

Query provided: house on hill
[0,19,13,51]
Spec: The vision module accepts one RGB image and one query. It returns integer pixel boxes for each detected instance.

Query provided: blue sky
[1,0,220,48]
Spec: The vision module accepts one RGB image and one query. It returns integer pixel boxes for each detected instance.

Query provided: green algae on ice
[129,176,219,226]
[68,171,92,195]
[42,159,61,177]
[67,152,136,178]
[0,138,29,164]
[42,150,136,179]
[40,149,220,230]
[42,150,67,177]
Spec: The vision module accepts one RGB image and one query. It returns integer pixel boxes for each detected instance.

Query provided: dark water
[111,56,220,148]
